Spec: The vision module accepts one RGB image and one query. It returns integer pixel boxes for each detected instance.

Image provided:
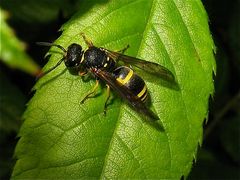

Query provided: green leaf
[12,0,216,179]
[0,9,40,75]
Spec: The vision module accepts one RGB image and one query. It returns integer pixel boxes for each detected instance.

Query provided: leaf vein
[171,0,204,68]
[116,134,147,178]
[151,20,191,171]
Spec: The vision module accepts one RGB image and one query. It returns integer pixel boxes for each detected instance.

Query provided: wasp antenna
[36,57,65,79]
[36,42,67,53]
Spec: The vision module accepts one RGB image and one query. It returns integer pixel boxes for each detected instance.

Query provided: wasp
[37,33,175,121]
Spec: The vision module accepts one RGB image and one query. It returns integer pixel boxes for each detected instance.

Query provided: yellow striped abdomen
[113,66,148,102]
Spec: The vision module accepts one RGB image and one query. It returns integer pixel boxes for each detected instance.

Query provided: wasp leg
[104,85,111,115]
[81,79,99,104]
[115,45,130,63]
[80,32,93,47]
[79,71,91,82]
[117,44,130,54]
[79,71,88,76]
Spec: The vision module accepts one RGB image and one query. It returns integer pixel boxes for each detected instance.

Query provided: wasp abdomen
[113,66,148,102]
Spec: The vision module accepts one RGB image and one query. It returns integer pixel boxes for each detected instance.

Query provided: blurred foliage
[0,71,26,133]
[0,0,239,179]
[0,70,26,179]
[0,9,40,75]
[0,0,72,23]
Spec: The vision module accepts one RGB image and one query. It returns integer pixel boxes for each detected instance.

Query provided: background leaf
[0,71,26,179]
[0,71,26,133]
[12,0,215,179]
[0,9,40,75]
[0,0,76,24]
[188,148,240,179]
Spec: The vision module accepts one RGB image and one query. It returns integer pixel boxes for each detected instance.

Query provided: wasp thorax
[65,43,83,67]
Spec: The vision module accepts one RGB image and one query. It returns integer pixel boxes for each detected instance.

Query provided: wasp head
[65,43,84,68]
[36,42,85,78]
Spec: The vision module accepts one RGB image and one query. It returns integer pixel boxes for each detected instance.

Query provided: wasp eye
[65,43,83,67]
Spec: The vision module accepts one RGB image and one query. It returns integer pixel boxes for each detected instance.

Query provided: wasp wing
[95,69,159,121]
[103,49,175,83]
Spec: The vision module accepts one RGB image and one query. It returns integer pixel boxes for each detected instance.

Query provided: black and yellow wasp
[37,33,175,120]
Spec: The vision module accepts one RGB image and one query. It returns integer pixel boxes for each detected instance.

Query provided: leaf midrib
[99,0,154,178]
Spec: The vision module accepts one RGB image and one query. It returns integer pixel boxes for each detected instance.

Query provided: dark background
[0,0,239,179]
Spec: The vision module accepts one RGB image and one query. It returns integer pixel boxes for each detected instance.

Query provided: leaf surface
[12,0,216,179]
